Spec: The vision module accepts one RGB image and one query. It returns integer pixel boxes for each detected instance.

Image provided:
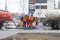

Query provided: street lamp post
[5,0,7,11]
[23,0,24,14]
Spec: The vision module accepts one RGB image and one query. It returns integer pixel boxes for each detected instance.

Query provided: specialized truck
[43,10,60,29]
[0,10,17,29]
[0,11,11,20]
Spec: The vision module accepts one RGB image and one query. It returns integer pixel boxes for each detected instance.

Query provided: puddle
[1,33,60,40]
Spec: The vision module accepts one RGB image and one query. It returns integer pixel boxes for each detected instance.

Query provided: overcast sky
[0,0,28,13]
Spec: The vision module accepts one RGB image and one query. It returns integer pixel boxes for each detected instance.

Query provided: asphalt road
[0,22,57,39]
[1,33,60,40]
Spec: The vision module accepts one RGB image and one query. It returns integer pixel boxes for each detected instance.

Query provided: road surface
[0,22,58,39]
[1,33,60,40]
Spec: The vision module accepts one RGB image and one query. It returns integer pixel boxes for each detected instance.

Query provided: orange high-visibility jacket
[23,17,27,22]
[27,16,34,26]
[28,16,34,21]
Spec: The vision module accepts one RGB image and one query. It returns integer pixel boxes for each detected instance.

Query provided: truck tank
[43,10,60,29]
[0,11,12,20]
[46,11,60,20]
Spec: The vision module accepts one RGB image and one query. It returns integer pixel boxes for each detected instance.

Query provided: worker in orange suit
[27,15,34,29]
[23,15,27,28]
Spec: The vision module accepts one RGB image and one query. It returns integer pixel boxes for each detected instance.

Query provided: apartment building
[29,0,60,18]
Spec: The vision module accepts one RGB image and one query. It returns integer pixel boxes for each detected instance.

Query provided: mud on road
[1,33,60,40]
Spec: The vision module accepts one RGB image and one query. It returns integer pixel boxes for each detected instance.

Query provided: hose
[11,19,17,28]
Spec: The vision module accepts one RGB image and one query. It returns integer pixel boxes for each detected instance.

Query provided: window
[36,6,40,9]
[41,0,47,3]
[29,9,35,14]
[29,0,36,4]
[54,0,60,9]
[29,4,35,9]
[41,5,47,9]
[36,0,47,3]
[35,5,47,9]
[58,1,60,9]
[36,0,41,3]
[29,9,35,13]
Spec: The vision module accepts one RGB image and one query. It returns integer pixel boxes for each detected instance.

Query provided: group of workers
[18,15,39,29]
[20,15,35,29]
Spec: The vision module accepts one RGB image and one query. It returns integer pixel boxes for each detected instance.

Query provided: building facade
[29,0,60,18]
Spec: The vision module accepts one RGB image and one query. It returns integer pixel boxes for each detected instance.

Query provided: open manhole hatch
[1,33,60,40]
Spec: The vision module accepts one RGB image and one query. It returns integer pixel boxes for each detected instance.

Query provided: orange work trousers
[27,21,33,27]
